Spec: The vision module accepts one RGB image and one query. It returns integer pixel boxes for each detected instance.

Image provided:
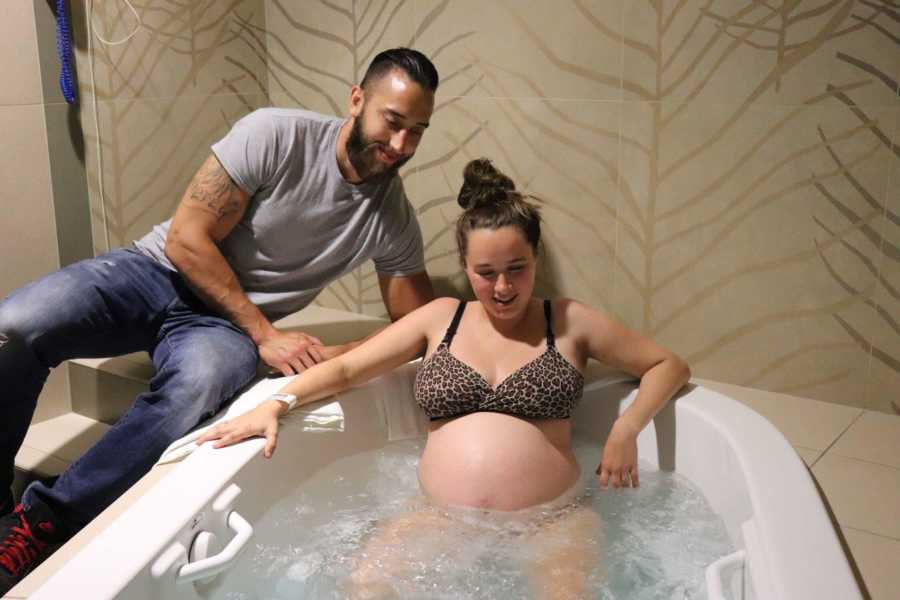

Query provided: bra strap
[543,299,555,347]
[442,301,467,346]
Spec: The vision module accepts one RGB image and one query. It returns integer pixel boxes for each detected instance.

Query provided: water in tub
[212,437,734,599]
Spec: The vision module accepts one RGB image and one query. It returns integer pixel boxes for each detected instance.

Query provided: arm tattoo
[187,162,243,221]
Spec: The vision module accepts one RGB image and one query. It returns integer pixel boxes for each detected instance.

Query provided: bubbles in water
[210,436,734,599]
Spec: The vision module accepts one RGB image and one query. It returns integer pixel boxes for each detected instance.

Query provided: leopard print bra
[414,300,584,421]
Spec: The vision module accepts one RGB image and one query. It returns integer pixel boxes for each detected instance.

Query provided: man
[0,47,437,592]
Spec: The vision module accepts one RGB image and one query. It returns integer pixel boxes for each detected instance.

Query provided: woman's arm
[566,300,691,488]
[197,297,455,456]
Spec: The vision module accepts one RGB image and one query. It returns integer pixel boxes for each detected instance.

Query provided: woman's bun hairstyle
[454,158,543,264]
[457,158,516,210]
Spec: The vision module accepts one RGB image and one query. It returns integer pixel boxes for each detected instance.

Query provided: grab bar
[705,549,745,600]
[176,510,253,584]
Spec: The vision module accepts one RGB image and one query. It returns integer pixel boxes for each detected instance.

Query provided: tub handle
[705,549,745,600]
[176,510,253,584]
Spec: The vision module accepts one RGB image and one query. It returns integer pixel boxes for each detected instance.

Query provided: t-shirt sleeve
[211,109,286,195]
[373,181,426,277]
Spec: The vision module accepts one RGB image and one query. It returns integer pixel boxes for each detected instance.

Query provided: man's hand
[258,330,326,376]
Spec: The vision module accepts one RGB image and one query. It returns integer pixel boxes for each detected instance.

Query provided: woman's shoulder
[544,296,594,317]
[427,296,464,311]
[373,297,460,349]
[409,296,463,323]
[545,297,614,333]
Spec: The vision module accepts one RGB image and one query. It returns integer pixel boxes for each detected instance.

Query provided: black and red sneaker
[0,502,63,594]
[0,492,12,518]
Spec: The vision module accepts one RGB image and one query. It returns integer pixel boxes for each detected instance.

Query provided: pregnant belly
[418,412,579,511]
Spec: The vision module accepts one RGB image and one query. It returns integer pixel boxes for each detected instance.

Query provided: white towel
[155,375,344,465]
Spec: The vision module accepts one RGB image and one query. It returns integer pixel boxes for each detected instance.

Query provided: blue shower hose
[56,0,77,104]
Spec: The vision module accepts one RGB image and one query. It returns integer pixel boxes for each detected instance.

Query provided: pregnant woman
[199,158,690,598]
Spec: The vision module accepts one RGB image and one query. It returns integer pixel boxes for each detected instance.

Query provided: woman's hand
[597,417,640,488]
[197,400,284,458]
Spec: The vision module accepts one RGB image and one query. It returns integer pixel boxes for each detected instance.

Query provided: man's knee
[0,298,33,340]
[0,329,25,354]
[0,283,61,351]
[0,329,40,372]
[0,299,67,371]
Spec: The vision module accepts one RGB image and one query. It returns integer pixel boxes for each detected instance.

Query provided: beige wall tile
[73,98,112,256]
[623,1,778,105]
[0,1,42,106]
[842,527,900,600]
[868,361,900,415]
[0,18,74,424]
[84,93,266,251]
[622,2,899,108]
[71,1,268,103]
[831,411,900,469]
[864,107,900,414]
[0,104,57,292]
[812,453,900,539]
[616,98,895,407]
[44,102,93,266]
[264,0,414,114]
[774,2,900,107]
[415,0,624,103]
[695,377,862,450]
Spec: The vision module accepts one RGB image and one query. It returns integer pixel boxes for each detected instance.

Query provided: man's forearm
[166,234,274,344]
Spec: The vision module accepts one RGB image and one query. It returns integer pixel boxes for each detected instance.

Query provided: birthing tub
[29,361,861,600]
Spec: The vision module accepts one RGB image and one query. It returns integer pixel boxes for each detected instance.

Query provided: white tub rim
[30,367,862,600]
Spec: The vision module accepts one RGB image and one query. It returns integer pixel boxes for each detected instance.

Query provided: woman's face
[464,226,536,321]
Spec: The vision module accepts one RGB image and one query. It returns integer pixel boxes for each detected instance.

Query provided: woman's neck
[478,298,536,341]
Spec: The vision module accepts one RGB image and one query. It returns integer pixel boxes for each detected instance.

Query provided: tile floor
[696,378,900,600]
[5,377,899,599]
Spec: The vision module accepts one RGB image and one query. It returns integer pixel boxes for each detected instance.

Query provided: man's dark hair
[360,48,439,92]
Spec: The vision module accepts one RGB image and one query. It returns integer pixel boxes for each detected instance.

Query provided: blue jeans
[0,248,259,535]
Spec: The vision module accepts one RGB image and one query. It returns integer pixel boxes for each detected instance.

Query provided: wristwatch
[268,393,298,412]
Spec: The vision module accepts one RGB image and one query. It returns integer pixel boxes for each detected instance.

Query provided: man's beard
[346,115,413,182]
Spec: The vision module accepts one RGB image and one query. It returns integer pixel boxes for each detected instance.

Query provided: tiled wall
[263,1,899,415]
[65,2,898,415]
[69,0,269,252]
[0,1,86,422]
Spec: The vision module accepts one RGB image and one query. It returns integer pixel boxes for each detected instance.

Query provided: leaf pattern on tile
[75,0,268,249]
[808,9,900,410]
[72,1,900,412]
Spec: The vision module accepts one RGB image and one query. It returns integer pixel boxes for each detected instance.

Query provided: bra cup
[414,344,584,420]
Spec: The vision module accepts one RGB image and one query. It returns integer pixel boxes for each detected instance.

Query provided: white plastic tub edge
[31,369,862,600]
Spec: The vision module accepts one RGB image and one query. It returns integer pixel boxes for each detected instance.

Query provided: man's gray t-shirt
[134,108,425,321]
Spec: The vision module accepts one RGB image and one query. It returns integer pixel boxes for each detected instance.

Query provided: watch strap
[268,393,298,411]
